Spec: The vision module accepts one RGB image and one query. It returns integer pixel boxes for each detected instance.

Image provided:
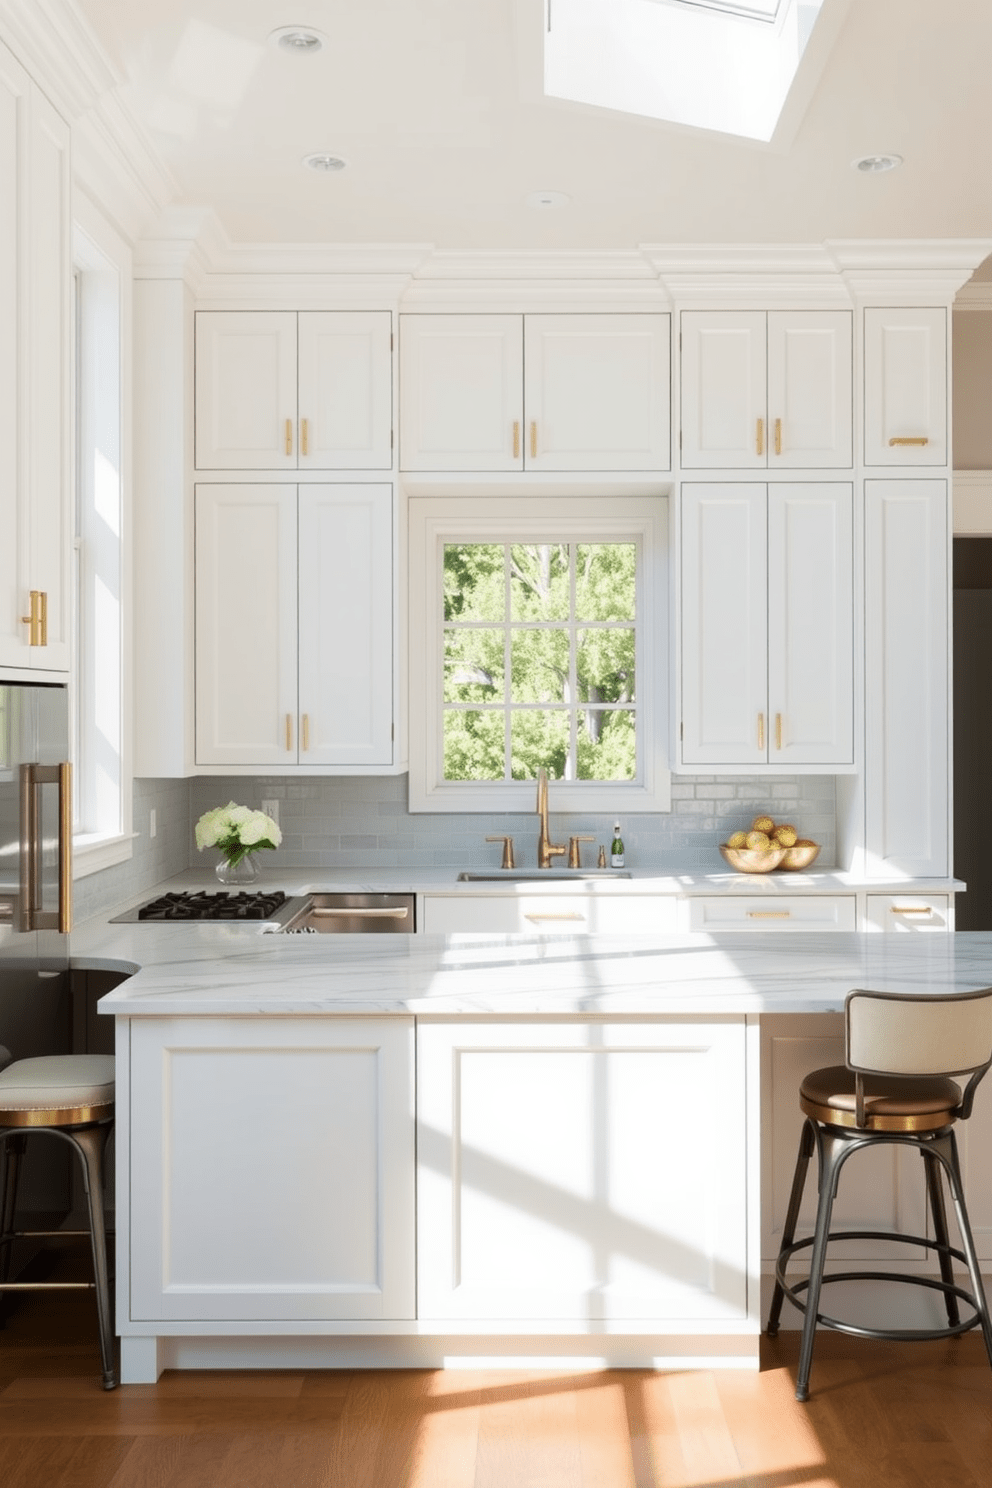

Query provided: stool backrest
[847,987,992,1116]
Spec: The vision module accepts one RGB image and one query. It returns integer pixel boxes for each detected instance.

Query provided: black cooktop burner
[136,890,289,922]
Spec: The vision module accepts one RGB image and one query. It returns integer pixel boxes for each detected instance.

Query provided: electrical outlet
[149,808,156,839]
[261,799,280,826]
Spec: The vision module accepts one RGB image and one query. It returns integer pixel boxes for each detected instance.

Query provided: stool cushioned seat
[0,1056,115,1126]
[800,1065,961,1131]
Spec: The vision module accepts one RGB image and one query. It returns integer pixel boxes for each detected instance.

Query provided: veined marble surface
[85,928,992,1019]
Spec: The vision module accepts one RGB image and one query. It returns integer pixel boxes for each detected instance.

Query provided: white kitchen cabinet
[680,483,854,768]
[864,307,947,467]
[420,892,679,935]
[863,893,951,932]
[0,42,71,673]
[195,483,394,768]
[399,313,670,472]
[195,311,392,471]
[417,1019,749,1323]
[680,311,852,470]
[127,1016,416,1322]
[864,480,948,877]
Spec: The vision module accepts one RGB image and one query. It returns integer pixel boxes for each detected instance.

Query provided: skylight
[545,0,830,143]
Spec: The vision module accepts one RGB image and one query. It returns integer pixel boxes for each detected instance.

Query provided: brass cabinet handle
[775,712,783,750]
[774,418,782,456]
[302,713,310,751]
[486,834,516,869]
[301,418,309,456]
[889,436,929,447]
[39,590,47,647]
[530,421,537,459]
[890,905,934,915]
[512,421,520,459]
[756,417,764,457]
[747,910,792,919]
[285,418,293,456]
[285,714,292,751]
[20,591,42,646]
[758,712,765,750]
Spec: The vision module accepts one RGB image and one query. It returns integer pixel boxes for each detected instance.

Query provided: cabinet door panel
[195,485,297,765]
[129,1017,416,1321]
[681,484,767,764]
[767,484,853,764]
[680,312,766,469]
[399,314,523,470]
[864,308,947,466]
[298,311,392,469]
[0,43,28,668]
[767,312,852,469]
[524,314,670,470]
[298,485,393,766]
[195,312,297,469]
[865,480,948,875]
[418,1020,748,1322]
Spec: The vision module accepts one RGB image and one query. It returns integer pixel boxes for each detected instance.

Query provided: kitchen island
[80,916,992,1384]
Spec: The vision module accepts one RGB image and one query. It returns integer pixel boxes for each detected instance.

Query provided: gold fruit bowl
[719,844,786,874]
[778,840,821,872]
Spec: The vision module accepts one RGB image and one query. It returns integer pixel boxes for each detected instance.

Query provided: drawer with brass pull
[685,895,856,933]
[863,894,950,932]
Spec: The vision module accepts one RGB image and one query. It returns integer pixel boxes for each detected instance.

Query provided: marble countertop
[82,921,992,1019]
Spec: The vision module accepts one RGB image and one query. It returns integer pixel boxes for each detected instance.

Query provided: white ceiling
[73,0,992,254]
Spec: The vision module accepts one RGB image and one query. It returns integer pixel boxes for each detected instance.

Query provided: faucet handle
[568,835,595,870]
[485,834,516,870]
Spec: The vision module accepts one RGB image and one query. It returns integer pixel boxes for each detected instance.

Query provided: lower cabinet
[417,1019,750,1323]
[127,1017,416,1322]
[863,893,951,931]
[420,892,679,935]
[685,895,856,933]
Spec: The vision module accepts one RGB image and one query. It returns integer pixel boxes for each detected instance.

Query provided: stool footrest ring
[775,1229,982,1342]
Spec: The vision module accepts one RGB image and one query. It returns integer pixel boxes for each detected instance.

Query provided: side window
[409,496,670,813]
[72,216,130,871]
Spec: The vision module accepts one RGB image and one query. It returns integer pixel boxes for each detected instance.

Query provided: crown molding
[954,283,992,313]
[0,0,113,118]
[826,239,992,302]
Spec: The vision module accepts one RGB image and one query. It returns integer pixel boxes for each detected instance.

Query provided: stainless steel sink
[457,871,632,882]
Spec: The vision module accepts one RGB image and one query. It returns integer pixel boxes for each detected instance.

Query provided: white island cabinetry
[127,1016,416,1323]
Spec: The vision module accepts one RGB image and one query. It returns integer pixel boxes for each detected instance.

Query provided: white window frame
[71,200,133,877]
[408,495,670,813]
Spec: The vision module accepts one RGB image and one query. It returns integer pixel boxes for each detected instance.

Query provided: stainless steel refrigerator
[0,682,73,1214]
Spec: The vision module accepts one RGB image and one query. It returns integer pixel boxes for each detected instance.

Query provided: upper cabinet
[194,311,393,471]
[0,42,71,673]
[399,312,671,472]
[863,307,947,466]
[680,311,852,470]
[195,483,394,769]
[680,482,854,769]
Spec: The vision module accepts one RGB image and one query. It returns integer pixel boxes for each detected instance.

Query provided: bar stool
[767,987,992,1401]
[0,1055,117,1389]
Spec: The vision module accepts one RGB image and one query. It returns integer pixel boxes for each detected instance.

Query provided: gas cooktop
[110,890,305,925]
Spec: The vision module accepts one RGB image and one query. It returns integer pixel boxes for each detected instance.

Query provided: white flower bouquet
[195,801,282,870]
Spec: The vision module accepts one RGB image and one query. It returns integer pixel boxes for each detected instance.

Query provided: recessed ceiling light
[269,26,326,55]
[526,190,570,210]
[851,153,903,174]
[303,153,346,173]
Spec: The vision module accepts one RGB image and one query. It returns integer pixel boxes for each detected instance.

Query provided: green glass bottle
[610,821,625,868]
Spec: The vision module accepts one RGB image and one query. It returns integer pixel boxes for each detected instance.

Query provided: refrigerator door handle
[19,763,72,933]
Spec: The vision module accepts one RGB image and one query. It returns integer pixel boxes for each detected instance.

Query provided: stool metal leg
[931,1129,992,1371]
[0,1132,27,1289]
[922,1144,960,1329]
[767,1117,816,1338]
[65,1123,117,1391]
[795,1127,848,1403]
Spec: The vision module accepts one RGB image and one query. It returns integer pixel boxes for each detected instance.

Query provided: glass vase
[215,853,259,886]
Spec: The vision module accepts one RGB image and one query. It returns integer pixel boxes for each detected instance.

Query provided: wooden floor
[2,1265,991,1487]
